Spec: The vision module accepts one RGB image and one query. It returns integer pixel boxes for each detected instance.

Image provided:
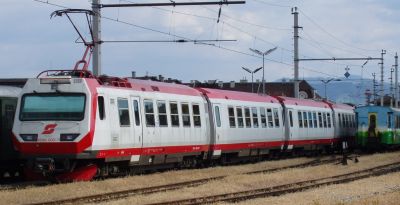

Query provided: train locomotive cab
[12,71,99,181]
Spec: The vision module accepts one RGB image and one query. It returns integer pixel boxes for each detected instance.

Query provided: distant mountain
[278,76,391,106]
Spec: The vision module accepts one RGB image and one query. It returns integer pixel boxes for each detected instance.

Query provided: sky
[0,0,399,84]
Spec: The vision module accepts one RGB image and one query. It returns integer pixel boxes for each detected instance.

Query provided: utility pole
[372,73,377,105]
[92,0,102,76]
[395,53,398,108]
[292,7,300,98]
[380,49,386,106]
[390,67,394,107]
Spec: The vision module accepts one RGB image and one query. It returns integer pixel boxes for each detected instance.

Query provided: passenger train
[0,85,22,179]
[11,70,356,181]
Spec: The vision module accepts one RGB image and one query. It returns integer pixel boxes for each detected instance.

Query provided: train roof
[325,101,354,111]
[122,79,202,97]
[274,96,330,109]
[0,85,22,97]
[197,88,280,103]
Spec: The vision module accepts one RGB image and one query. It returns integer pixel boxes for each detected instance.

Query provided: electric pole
[292,7,300,98]
[372,73,377,105]
[395,53,398,108]
[92,0,102,76]
[390,67,394,107]
[380,49,386,106]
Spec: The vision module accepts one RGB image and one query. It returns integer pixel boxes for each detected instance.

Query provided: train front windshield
[20,93,85,121]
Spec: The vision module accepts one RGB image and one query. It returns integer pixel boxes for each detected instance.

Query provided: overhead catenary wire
[33,0,347,79]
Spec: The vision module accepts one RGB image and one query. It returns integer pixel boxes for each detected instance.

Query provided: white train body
[12,74,356,180]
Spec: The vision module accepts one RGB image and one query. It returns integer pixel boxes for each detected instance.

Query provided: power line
[33,0,341,78]
[298,8,381,53]
[251,0,291,8]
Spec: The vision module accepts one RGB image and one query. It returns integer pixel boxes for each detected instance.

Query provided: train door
[368,113,377,138]
[131,96,143,149]
[285,108,297,150]
[212,104,222,156]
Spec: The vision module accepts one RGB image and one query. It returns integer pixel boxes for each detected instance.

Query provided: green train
[356,105,400,148]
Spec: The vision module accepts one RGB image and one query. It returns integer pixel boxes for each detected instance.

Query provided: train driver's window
[260,108,267,128]
[144,100,155,127]
[273,108,280,127]
[298,111,303,128]
[170,102,179,127]
[289,110,293,127]
[98,96,105,120]
[193,104,201,127]
[251,107,259,128]
[157,101,168,127]
[215,106,221,127]
[228,107,236,128]
[244,107,251,128]
[237,107,244,128]
[117,98,130,126]
[181,103,191,127]
[133,100,140,126]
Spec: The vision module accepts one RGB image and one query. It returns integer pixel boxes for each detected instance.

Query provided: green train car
[356,105,400,148]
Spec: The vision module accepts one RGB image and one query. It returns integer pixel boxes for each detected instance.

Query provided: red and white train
[11,70,356,181]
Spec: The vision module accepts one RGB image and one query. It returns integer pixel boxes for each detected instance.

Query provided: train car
[197,88,285,161]
[12,71,211,180]
[0,85,22,179]
[326,102,357,148]
[275,97,336,152]
[356,105,400,148]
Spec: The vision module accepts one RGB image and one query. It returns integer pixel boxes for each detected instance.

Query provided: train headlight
[60,134,80,141]
[20,134,38,141]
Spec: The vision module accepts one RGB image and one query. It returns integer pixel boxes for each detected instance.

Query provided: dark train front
[0,86,22,180]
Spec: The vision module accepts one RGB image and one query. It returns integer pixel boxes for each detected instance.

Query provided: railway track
[25,156,343,205]
[148,162,400,205]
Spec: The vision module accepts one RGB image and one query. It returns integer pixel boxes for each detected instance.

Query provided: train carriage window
[260,108,267,128]
[313,112,317,128]
[193,104,201,127]
[237,107,244,128]
[318,112,323,128]
[170,102,179,127]
[245,107,251,128]
[298,111,303,128]
[289,110,293,127]
[98,96,105,120]
[157,101,168,127]
[338,113,341,127]
[267,108,274,127]
[251,107,259,128]
[228,107,236,127]
[327,113,332,128]
[323,113,328,128]
[308,112,313,128]
[215,106,221,127]
[303,111,308,128]
[133,100,140,126]
[342,114,346,128]
[144,100,155,127]
[181,103,191,127]
[118,98,130,126]
[273,108,280,127]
